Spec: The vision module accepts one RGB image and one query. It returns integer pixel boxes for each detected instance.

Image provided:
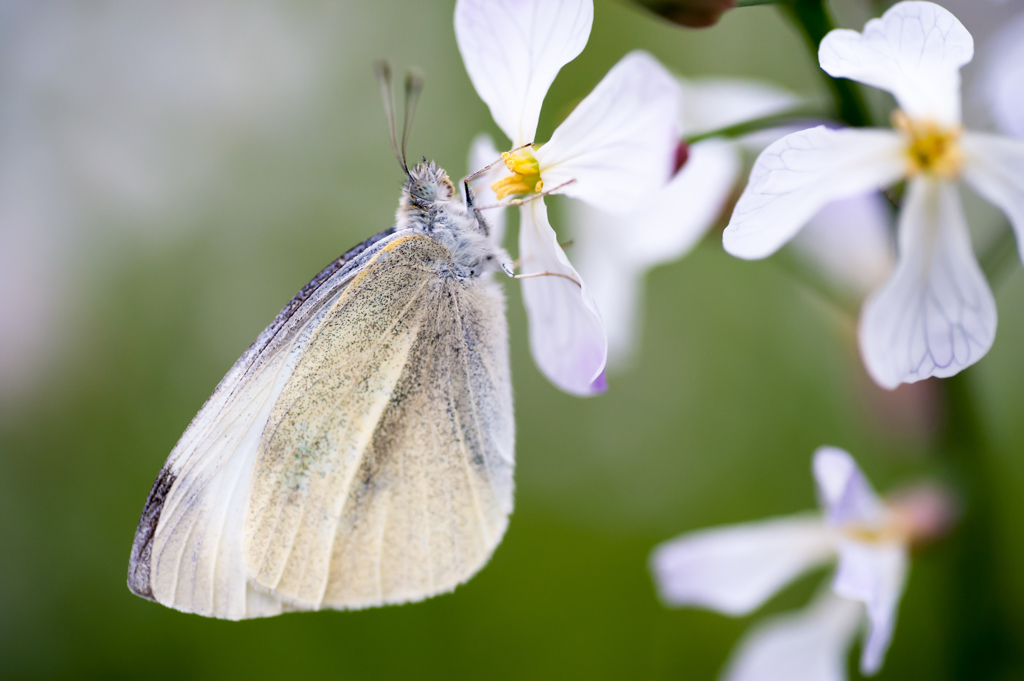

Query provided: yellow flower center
[491,146,543,200]
[838,498,927,546]
[840,519,909,545]
[892,110,963,179]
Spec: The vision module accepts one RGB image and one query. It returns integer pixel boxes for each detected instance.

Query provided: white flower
[976,9,1024,138]
[568,78,801,366]
[720,590,864,681]
[650,447,950,679]
[455,0,680,395]
[792,193,896,297]
[722,1,1024,389]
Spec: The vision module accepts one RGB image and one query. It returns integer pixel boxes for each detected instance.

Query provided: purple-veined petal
[721,589,863,681]
[832,541,908,675]
[961,132,1024,262]
[790,192,895,296]
[519,198,607,395]
[536,51,680,213]
[571,139,740,365]
[723,126,905,260]
[813,447,887,528]
[650,514,835,616]
[818,1,973,125]
[454,0,592,146]
[679,77,801,138]
[467,133,507,248]
[859,177,996,389]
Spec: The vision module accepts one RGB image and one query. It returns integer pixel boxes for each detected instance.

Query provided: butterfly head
[404,160,456,206]
[395,160,471,229]
[376,61,509,278]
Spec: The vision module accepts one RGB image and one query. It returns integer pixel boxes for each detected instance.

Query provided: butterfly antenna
[374,60,407,175]
[401,68,424,173]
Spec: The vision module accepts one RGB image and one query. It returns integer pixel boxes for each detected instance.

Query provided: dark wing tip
[127,466,177,601]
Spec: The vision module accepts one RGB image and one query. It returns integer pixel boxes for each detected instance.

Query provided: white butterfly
[128,66,516,619]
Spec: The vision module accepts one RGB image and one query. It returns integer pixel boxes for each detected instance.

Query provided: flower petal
[812,447,887,528]
[467,133,507,247]
[832,541,908,675]
[454,0,593,146]
[975,11,1024,138]
[650,514,835,616]
[570,140,739,268]
[519,198,607,395]
[678,77,801,138]
[961,132,1024,262]
[790,192,895,295]
[818,1,973,125]
[571,139,739,365]
[723,126,905,259]
[859,177,996,389]
[721,589,863,681]
[536,51,681,213]
[615,139,741,266]
[570,240,642,369]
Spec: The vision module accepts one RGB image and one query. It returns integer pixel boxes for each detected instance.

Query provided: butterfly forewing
[133,228,405,619]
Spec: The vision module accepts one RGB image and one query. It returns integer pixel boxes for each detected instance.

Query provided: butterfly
[127,64,516,619]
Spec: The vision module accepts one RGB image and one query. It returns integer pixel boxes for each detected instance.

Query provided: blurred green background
[2,0,1023,678]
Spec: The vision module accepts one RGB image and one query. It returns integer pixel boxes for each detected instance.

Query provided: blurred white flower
[455,0,680,395]
[723,1,1024,389]
[976,9,1024,138]
[721,590,863,681]
[651,446,953,679]
[571,78,800,367]
[791,193,896,297]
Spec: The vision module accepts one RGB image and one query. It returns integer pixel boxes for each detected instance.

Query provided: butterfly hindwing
[244,234,514,609]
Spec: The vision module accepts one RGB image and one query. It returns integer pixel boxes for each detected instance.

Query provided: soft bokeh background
[2,0,1023,678]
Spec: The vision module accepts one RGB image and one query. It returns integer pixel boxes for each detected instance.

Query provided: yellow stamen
[491,146,543,200]
[892,109,963,179]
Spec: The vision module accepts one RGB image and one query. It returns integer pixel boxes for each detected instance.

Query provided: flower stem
[979,221,1019,287]
[940,372,1018,678]
[735,0,788,6]
[779,0,872,127]
[683,104,826,144]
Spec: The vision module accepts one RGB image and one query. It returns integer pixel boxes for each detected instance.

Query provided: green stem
[683,104,827,144]
[945,229,1024,680]
[780,0,872,127]
[940,373,1017,679]
[735,0,788,7]
[979,222,1019,287]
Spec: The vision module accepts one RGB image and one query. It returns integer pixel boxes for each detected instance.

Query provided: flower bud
[886,483,958,547]
[628,0,736,28]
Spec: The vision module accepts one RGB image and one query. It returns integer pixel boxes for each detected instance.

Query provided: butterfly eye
[410,181,435,201]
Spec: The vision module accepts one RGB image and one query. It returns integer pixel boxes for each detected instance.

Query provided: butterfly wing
[129,227,399,619]
[243,233,514,610]
[129,231,513,619]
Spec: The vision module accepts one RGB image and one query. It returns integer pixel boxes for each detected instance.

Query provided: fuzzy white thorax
[396,160,510,279]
